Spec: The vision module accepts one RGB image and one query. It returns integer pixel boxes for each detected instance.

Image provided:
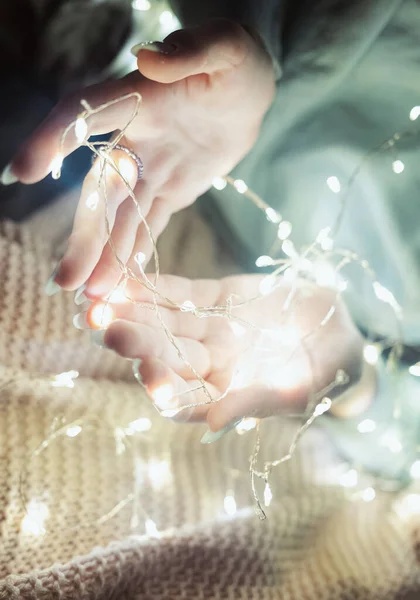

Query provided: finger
[135,357,220,423]
[11,72,148,184]
[135,20,250,84]
[86,180,154,297]
[55,149,139,290]
[104,319,211,378]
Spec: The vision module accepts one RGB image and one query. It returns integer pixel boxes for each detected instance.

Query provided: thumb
[132,19,250,84]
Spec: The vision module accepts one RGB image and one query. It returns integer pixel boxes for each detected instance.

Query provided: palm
[101,274,364,429]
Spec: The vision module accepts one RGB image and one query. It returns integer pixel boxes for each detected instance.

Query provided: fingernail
[132,359,143,384]
[200,419,243,444]
[74,284,88,306]
[45,263,62,296]
[0,164,18,186]
[91,329,107,348]
[130,41,177,56]
[72,312,89,330]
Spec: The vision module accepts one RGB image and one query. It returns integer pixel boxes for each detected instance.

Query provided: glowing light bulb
[160,408,181,418]
[152,384,174,409]
[21,500,49,537]
[317,227,332,243]
[119,157,136,182]
[88,302,114,330]
[281,239,297,258]
[132,0,151,9]
[235,418,257,434]
[264,483,273,507]
[51,370,79,389]
[277,221,292,240]
[395,494,420,519]
[233,179,248,194]
[159,10,180,33]
[75,117,88,143]
[212,176,227,190]
[265,207,281,223]
[363,344,379,365]
[327,176,341,193]
[410,460,420,479]
[409,363,420,377]
[107,283,128,304]
[66,425,82,438]
[134,252,146,268]
[224,494,237,516]
[357,419,376,433]
[259,275,276,296]
[127,418,152,433]
[314,397,332,417]
[147,459,171,490]
[373,281,398,307]
[180,300,196,312]
[86,191,99,211]
[380,431,402,454]
[320,236,334,251]
[361,487,376,503]
[145,518,159,537]
[50,153,64,180]
[339,469,358,488]
[410,106,420,121]
[313,261,337,287]
[255,255,273,267]
[230,321,247,337]
[392,160,405,174]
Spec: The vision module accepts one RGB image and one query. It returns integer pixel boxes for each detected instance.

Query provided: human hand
[3,19,275,298]
[77,274,365,436]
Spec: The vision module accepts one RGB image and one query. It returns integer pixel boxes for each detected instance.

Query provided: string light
[281,239,297,258]
[380,431,403,454]
[327,176,341,193]
[86,191,99,211]
[224,494,237,516]
[75,117,88,143]
[147,459,172,490]
[132,0,151,10]
[409,106,420,121]
[363,344,379,365]
[126,418,152,434]
[51,370,79,389]
[392,160,405,174]
[21,500,49,537]
[151,384,174,410]
[119,157,137,182]
[50,153,64,180]
[233,179,248,194]
[235,418,257,434]
[409,460,420,479]
[259,275,276,296]
[255,255,274,267]
[88,302,114,329]
[134,251,146,267]
[339,469,358,488]
[66,425,82,438]
[395,494,420,520]
[314,397,332,417]
[361,487,376,503]
[159,10,180,35]
[265,207,281,223]
[264,483,273,507]
[212,176,227,190]
[408,363,420,377]
[277,221,292,240]
[180,300,196,312]
[145,518,159,537]
[357,419,377,433]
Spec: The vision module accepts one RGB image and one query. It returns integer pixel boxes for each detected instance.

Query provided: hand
[6,19,275,297]
[79,274,365,433]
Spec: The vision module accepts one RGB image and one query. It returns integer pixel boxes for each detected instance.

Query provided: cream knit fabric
[0,195,419,599]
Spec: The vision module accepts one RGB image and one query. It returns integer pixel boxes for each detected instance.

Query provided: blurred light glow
[88,302,114,329]
[212,176,227,190]
[327,176,341,193]
[145,518,159,537]
[277,221,292,240]
[86,191,99,211]
[108,283,128,304]
[180,300,196,312]
[75,117,88,143]
[264,483,273,507]
[395,494,420,520]
[381,431,402,454]
[66,425,82,438]
[132,0,151,9]
[152,384,174,409]
[21,500,49,536]
[51,370,79,389]
[50,153,64,180]
[119,157,136,182]
[314,261,337,288]
[363,344,379,365]
[265,207,281,223]
[224,494,237,516]
[410,460,420,479]
[410,106,420,121]
[233,179,248,194]
[127,418,152,434]
[236,418,257,435]
[255,255,273,268]
[339,469,358,488]
[362,487,376,503]
[135,252,146,268]
[148,459,172,490]
[282,239,297,258]
[409,363,420,377]
[230,321,246,337]
[314,397,332,417]
[159,10,180,34]
[392,160,405,174]
[357,419,376,434]
[259,275,276,296]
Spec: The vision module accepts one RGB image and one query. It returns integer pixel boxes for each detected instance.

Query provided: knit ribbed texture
[0,198,419,599]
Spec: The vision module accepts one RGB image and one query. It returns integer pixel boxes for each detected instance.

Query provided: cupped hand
[79,274,365,433]
[6,19,275,298]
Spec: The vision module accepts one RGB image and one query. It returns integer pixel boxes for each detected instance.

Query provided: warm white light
[259,275,276,296]
[314,397,332,417]
[410,106,420,121]
[265,207,281,223]
[119,157,136,182]
[21,500,49,536]
[160,408,181,418]
[313,261,337,287]
[233,179,248,194]
[50,153,64,180]
[317,227,332,243]
[145,518,159,537]
[212,176,227,190]
[148,460,172,490]
[395,494,420,520]
[277,220,292,240]
[86,191,99,211]
[180,300,196,312]
[381,431,402,454]
[357,419,376,434]
[152,384,174,409]
[320,236,334,251]
[361,487,376,503]
[410,460,420,479]
[327,176,341,193]
[107,283,128,304]
[235,418,257,434]
[373,281,399,308]
[339,469,358,488]
[66,425,82,438]
[281,239,297,258]
[75,117,88,143]
[224,494,237,516]
[127,418,152,433]
[230,321,246,337]
[89,303,114,329]
[392,160,405,174]
[363,344,379,365]
[134,252,146,268]
[51,370,79,389]
[255,255,273,267]
[409,363,420,377]
[264,483,273,507]
[132,0,151,10]
[159,10,180,32]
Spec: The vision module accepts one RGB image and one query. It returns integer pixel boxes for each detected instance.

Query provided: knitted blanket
[0,193,419,599]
